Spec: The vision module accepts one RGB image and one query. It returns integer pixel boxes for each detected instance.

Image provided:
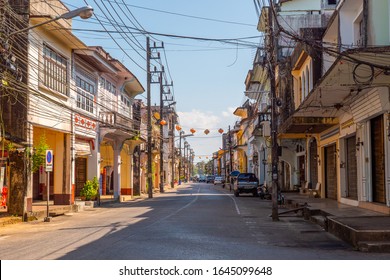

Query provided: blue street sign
[45,150,53,172]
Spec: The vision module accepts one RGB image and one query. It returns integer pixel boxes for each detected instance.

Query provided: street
[1,183,390,260]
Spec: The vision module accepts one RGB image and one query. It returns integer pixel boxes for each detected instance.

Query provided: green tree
[31,135,50,173]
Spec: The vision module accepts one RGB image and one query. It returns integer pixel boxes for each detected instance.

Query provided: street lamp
[8,6,94,37]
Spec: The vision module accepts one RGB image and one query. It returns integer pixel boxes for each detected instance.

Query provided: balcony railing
[100,111,138,132]
[255,112,271,128]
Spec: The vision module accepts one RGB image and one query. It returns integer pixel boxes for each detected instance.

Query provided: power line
[108,1,257,27]
[70,27,262,48]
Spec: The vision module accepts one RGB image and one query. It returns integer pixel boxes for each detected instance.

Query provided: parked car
[213,176,225,185]
[233,173,259,197]
[199,175,206,182]
[206,175,215,183]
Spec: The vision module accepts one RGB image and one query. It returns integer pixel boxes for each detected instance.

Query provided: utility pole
[171,118,175,188]
[146,37,153,198]
[178,132,193,184]
[159,71,164,193]
[228,125,233,172]
[178,131,183,185]
[146,38,165,197]
[161,80,174,190]
[268,1,279,221]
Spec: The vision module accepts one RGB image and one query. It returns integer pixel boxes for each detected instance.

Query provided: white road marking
[228,195,241,215]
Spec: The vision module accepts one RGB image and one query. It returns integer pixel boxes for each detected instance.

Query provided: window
[119,93,132,115]
[328,0,337,5]
[76,76,95,113]
[299,77,302,103]
[309,61,313,91]
[306,66,310,97]
[42,45,68,95]
[353,10,364,46]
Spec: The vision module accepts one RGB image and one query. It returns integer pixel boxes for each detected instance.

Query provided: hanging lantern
[218,128,224,134]
[160,119,167,126]
[153,112,161,120]
[190,128,196,134]
[204,129,210,135]
[175,125,182,131]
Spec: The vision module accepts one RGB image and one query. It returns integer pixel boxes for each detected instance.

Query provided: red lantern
[190,128,196,134]
[204,129,210,135]
[160,120,167,126]
[218,128,224,134]
[175,125,182,131]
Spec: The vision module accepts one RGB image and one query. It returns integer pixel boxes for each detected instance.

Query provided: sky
[66,0,261,162]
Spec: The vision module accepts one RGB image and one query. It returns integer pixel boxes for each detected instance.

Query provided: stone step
[310,215,327,229]
[357,241,390,253]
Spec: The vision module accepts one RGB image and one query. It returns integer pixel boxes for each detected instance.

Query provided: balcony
[252,112,271,137]
[100,111,135,132]
[253,112,270,128]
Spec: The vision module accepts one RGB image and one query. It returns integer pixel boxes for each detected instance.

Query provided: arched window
[299,77,302,103]
[309,61,313,91]
[306,66,310,97]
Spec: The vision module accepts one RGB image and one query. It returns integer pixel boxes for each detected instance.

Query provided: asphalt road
[1,183,390,260]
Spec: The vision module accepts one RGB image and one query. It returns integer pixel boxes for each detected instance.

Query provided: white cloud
[222,107,236,117]
[177,109,220,132]
[177,109,224,162]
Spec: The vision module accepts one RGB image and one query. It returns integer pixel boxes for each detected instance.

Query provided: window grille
[76,76,95,113]
[42,45,68,95]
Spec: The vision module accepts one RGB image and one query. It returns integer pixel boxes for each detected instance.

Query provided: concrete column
[113,140,122,199]
[88,139,100,181]
[130,152,134,190]
[70,130,75,204]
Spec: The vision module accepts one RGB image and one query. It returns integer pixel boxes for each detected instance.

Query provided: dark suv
[233,173,259,197]
[206,175,215,183]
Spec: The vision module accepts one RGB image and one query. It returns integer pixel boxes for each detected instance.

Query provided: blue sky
[67,0,261,162]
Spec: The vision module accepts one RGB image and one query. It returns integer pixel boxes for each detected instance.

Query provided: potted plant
[80,177,99,201]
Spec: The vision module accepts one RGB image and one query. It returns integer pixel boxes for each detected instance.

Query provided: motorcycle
[257,184,285,205]
[257,184,271,200]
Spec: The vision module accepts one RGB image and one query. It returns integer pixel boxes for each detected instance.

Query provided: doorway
[75,157,87,197]
[346,136,358,199]
[325,144,337,200]
[371,115,386,203]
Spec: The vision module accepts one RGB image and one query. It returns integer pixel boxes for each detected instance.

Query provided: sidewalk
[282,192,390,252]
[0,185,180,227]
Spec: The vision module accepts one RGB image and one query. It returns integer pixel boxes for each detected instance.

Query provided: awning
[281,48,390,134]
[295,48,390,118]
[233,107,248,118]
[74,48,118,74]
[75,139,92,156]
